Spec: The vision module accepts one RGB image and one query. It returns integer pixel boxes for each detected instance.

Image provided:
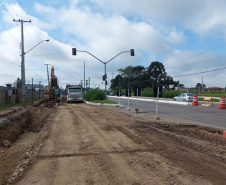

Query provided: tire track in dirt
[71,104,142,184]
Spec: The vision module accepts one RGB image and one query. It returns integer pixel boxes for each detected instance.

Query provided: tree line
[110,61,179,91]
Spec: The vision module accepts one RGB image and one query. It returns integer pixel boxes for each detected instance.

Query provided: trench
[0,99,56,147]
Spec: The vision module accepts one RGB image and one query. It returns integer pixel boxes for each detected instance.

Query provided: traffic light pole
[72,48,134,99]
[104,63,107,98]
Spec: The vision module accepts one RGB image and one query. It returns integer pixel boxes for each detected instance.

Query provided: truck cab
[66,85,83,103]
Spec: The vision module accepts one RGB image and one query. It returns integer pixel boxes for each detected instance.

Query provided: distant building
[205,87,223,93]
[26,84,44,91]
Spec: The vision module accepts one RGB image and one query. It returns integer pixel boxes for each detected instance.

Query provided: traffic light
[102,74,107,81]
[130,49,135,56]
[72,48,76,55]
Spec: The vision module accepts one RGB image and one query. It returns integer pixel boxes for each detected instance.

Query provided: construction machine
[66,84,83,103]
[44,65,60,99]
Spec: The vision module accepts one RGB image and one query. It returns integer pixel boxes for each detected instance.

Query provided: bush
[141,87,154,97]
[84,89,105,101]
[162,90,182,98]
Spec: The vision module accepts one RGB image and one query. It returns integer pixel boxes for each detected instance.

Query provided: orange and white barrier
[218,97,226,109]
[223,130,226,139]
[202,97,214,107]
[192,95,199,106]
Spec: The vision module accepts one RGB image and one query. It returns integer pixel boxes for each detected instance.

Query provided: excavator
[44,65,60,99]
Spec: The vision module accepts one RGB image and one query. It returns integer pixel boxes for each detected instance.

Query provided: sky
[1,0,226,89]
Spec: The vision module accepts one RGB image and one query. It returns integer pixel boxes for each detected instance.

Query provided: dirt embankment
[0,108,30,146]
[0,100,56,185]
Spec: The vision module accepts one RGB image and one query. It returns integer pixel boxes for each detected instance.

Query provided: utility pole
[84,62,86,95]
[128,71,130,110]
[89,77,90,89]
[44,64,51,89]
[31,78,33,100]
[39,81,41,99]
[111,73,114,90]
[13,19,31,103]
[111,73,114,79]
[86,80,88,90]
[202,75,204,94]
[152,69,154,90]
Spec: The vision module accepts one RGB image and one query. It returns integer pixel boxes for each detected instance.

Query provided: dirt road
[12,103,226,184]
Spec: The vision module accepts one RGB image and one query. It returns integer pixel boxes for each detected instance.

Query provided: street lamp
[72,48,135,99]
[21,39,49,103]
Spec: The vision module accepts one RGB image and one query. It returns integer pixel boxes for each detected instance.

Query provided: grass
[0,98,43,111]
[90,100,117,104]
[197,92,226,97]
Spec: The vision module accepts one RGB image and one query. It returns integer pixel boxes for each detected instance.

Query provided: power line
[17,0,31,20]
[173,66,226,77]
[0,1,19,26]
[0,23,18,41]
[0,1,14,18]
[6,0,20,19]
[0,54,20,66]
[16,0,48,65]
[167,42,226,65]
[26,50,71,57]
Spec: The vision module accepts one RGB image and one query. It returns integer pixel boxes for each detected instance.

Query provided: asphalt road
[108,96,226,129]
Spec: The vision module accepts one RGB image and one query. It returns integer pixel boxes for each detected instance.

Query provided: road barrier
[192,95,199,106]
[218,97,226,109]
[202,97,214,107]
[223,130,226,139]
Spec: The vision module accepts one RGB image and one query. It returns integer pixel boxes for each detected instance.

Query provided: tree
[147,61,177,89]
[110,61,178,91]
[195,83,206,90]
[110,74,123,90]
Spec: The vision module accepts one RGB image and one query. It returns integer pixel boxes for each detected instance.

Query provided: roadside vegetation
[0,98,43,111]
[140,88,183,98]
[84,89,117,104]
[197,92,226,97]
[162,90,182,98]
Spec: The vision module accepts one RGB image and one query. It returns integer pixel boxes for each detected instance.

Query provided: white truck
[66,84,83,103]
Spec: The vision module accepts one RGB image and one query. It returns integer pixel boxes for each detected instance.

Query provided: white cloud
[165,28,186,44]
[90,0,226,34]
[1,0,226,89]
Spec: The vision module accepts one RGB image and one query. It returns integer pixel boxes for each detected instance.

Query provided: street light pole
[39,81,41,99]
[19,39,49,103]
[104,63,107,97]
[72,48,135,99]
